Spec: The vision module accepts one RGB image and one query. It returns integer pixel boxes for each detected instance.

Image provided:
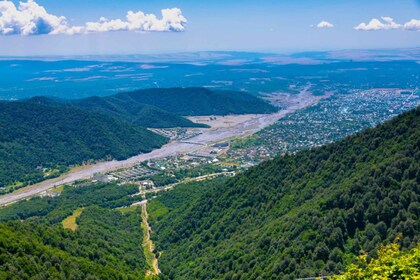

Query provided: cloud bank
[355,17,420,31]
[316,21,334,28]
[355,17,401,31]
[404,19,420,31]
[85,8,186,33]
[0,0,187,35]
[0,0,81,35]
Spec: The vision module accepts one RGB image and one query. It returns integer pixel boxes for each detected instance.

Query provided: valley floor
[0,90,324,206]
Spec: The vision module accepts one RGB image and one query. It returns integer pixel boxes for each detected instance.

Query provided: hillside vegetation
[0,183,151,279]
[149,107,420,279]
[73,95,207,128]
[117,87,277,116]
[0,100,166,192]
[29,87,275,129]
[334,241,420,279]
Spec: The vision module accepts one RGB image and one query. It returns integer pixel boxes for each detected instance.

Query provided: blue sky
[0,0,419,56]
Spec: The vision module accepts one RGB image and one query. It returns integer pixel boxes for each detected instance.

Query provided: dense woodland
[148,106,420,279]
[0,183,150,279]
[72,95,208,128]
[42,87,276,129]
[117,88,277,116]
[0,100,166,191]
[0,104,418,279]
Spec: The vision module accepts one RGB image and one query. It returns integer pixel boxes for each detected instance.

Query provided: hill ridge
[0,100,167,192]
[149,106,420,279]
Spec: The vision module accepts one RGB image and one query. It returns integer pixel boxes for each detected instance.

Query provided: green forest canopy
[148,106,420,279]
[0,105,418,279]
[117,87,277,116]
[72,95,208,129]
[0,182,151,280]
[0,100,167,192]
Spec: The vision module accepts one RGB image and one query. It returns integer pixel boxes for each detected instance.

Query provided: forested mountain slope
[0,100,166,191]
[0,183,151,279]
[73,95,207,128]
[25,87,276,129]
[116,87,277,116]
[149,106,420,279]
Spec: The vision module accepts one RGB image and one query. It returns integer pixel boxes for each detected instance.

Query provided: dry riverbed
[0,90,326,206]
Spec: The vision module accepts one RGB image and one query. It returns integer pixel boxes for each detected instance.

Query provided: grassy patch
[62,208,84,231]
[117,203,144,214]
[147,200,169,224]
[118,207,136,214]
[43,168,61,178]
[219,161,240,167]
[46,185,65,196]
[3,181,25,193]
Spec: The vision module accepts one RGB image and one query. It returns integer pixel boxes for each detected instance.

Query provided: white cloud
[0,0,187,36]
[0,0,80,35]
[355,16,420,32]
[355,16,402,31]
[403,19,420,31]
[316,21,334,28]
[85,8,187,33]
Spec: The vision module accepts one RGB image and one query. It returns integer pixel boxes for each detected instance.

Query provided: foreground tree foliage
[0,183,149,279]
[334,240,420,279]
[149,107,420,279]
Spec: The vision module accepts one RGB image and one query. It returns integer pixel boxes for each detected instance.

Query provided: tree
[334,241,420,280]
